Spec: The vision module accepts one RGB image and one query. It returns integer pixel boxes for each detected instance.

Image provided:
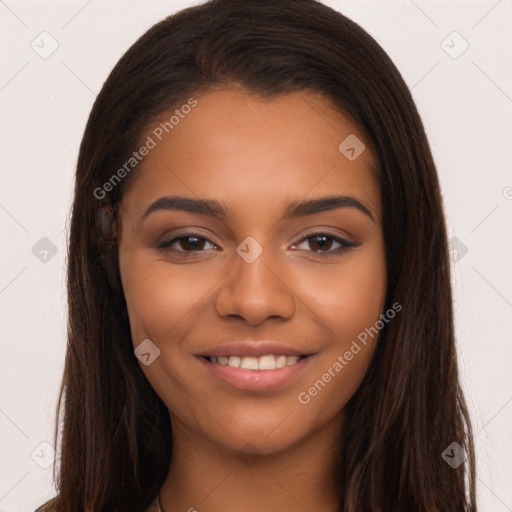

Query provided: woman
[36,0,477,510]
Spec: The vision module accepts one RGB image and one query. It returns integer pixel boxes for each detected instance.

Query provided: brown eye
[157,233,216,252]
[308,234,334,251]
[292,232,359,257]
[178,236,206,251]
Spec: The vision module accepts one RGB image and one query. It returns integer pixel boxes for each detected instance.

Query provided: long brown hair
[38,0,476,510]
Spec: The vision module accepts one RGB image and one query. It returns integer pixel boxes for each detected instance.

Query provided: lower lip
[197,356,313,391]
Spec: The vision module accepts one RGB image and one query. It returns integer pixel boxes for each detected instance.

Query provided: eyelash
[156,230,359,257]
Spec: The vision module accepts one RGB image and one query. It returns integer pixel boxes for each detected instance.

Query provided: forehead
[121,87,380,222]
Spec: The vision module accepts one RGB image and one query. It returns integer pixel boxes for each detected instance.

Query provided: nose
[215,244,296,325]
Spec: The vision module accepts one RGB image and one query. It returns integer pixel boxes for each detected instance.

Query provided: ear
[95,204,118,242]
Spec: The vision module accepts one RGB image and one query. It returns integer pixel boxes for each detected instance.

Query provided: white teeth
[258,355,275,369]
[240,357,258,369]
[208,354,304,370]
[286,355,299,366]
[228,356,240,367]
[275,355,287,368]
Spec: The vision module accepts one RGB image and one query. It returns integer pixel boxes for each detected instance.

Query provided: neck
[158,414,343,512]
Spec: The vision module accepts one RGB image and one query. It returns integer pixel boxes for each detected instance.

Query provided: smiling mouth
[201,354,309,370]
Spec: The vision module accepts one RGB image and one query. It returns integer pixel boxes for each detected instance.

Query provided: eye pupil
[309,235,332,251]
[180,236,205,251]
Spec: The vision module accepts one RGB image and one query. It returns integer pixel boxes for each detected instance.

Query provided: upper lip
[196,341,314,358]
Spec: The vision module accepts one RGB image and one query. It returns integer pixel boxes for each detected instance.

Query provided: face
[118,87,386,455]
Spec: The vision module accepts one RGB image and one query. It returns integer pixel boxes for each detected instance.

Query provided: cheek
[119,251,208,344]
[296,246,387,343]
[119,252,213,423]
[290,245,386,416]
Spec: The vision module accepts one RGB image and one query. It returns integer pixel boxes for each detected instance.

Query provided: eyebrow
[141,194,376,223]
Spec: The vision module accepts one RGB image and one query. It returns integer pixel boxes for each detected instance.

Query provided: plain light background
[0,1,511,510]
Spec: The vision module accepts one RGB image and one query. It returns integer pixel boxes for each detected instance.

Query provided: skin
[118,87,387,512]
